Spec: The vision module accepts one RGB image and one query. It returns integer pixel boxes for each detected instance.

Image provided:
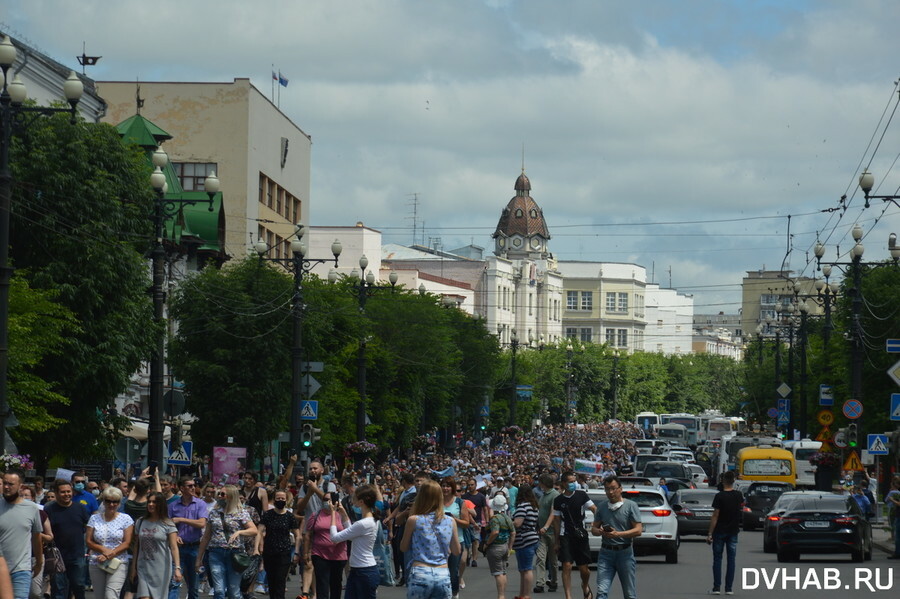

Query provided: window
[567,291,578,310]
[580,291,593,311]
[276,188,283,215]
[267,181,274,208]
[657,319,663,328]
[617,329,628,348]
[761,294,779,305]
[606,292,616,311]
[606,329,616,345]
[736,329,743,338]
[173,162,217,191]
[528,293,533,316]
[580,328,592,342]
[566,327,578,339]
[617,292,628,312]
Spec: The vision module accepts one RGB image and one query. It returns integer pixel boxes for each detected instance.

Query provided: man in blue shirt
[169,476,208,599]
[70,474,98,515]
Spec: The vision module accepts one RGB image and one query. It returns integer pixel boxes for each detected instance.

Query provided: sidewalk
[872,524,894,556]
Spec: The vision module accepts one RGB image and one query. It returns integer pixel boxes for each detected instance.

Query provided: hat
[491,495,508,511]
[496,476,504,482]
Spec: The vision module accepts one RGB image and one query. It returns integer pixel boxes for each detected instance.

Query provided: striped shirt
[512,502,539,550]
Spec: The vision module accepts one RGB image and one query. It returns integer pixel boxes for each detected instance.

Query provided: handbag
[43,543,65,574]
[372,521,396,587]
[98,557,122,574]
[218,512,251,572]
[239,555,262,593]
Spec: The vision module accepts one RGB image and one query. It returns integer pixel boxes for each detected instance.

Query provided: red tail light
[742,506,752,512]
[766,515,781,521]
[676,509,692,516]
[833,517,855,525]
[781,517,800,524]
[651,509,672,517]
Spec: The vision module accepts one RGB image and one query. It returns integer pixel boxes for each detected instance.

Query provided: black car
[762,491,816,552]
[776,494,873,562]
[643,461,692,480]
[741,482,793,531]
[672,489,718,536]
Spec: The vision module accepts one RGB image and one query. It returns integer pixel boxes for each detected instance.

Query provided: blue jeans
[515,543,538,571]
[11,569,31,599]
[208,547,242,599]
[406,565,451,599]
[52,556,86,599]
[595,546,636,599]
[447,552,461,595]
[712,532,739,592]
[170,543,201,599]
[344,565,379,599]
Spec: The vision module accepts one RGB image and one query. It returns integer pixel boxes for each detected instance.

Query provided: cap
[491,495,508,511]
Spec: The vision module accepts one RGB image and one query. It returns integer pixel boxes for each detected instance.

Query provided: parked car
[672,489,718,536]
[776,493,872,562]
[741,481,793,531]
[585,487,679,564]
[762,491,815,553]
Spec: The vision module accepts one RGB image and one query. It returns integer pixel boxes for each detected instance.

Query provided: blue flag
[278,71,289,87]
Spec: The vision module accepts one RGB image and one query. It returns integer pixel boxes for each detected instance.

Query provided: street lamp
[147,148,219,469]
[611,348,620,421]
[353,256,398,441]
[815,223,899,442]
[255,224,341,457]
[509,328,518,426]
[0,35,85,452]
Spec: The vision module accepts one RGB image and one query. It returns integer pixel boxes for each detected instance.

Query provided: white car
[686,463,709,488]
[584,486,680,564]
[663,449,696,463]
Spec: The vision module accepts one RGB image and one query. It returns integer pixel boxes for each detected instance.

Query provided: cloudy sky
[7,0,900,312]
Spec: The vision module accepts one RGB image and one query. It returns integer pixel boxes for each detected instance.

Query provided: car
[617,476,654,487]
[686,464,709,488]
[762,491,816,553]
[585,486,680,564]
[634,454,667,476]
[671,489,718,536]
[776,493,873,562]
[643,461,692,480]
[741,482,793,531]
[663,449,695,463]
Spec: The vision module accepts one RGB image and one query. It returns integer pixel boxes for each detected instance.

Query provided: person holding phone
[301,492,347,599]
[591,475,642,599]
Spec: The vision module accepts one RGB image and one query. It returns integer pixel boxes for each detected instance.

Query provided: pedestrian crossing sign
[300,400,318,420]
[167,441,192,466]
[867,434,889,455]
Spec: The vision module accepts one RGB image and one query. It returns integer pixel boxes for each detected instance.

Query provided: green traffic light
[302,439,311,447]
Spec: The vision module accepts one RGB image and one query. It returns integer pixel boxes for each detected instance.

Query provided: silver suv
[584,486,679,564]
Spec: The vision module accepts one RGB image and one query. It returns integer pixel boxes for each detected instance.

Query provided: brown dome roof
[493,172,550,240]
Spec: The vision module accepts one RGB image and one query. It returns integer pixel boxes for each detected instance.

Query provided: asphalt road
[352,528,897,599]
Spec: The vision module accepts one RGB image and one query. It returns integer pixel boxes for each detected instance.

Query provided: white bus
[634,412,660,436]
[661,413,702,445]
[654,423,689,446]
[706,418,741,443]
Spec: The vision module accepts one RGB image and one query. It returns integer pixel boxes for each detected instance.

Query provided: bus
[706,418,742,443]
[634,412,660,436]
[737,447,796,486]
[660,413,702,445]
[654,423,689,446]
[716,433,782,482]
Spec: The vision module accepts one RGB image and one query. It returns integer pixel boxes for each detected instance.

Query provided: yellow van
[736,447,796,486]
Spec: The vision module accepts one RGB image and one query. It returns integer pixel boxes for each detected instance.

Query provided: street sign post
[819,384,834,406]
[887,339,900,353]
[777,411,790,426]
[891,394,900,422]
[817,410,834,427]
[777,398,790,412]
[167,440,192,466]
[777,383,791,398]
[480,405,489,417]
[867,434,889,456]
[889,359,900,387]
[842,399,863,420]
[300,400,319,420]
[833,430,847,448]
[766,407,778,419]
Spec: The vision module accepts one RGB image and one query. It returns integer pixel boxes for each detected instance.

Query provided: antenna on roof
[406,193,420,246]
[77,41,101,75]
[521,142,526,173]
[135,80,144,115]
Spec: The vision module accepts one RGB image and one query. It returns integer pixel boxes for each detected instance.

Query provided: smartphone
[602,524,613,533]
[329,492,340,504]
[149,461,158,476]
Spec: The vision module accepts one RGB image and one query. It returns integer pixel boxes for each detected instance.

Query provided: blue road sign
[767,407,778,418]
[819,384,834,406]
[480,405,490,417]
[300,400,318,420]
[777,398,790,412]
[777,411,790,426]
[167,440,193,466]
[867,434,889,455]
[891,394,900,421]
[843,399,863,420]
[887,339,900,353]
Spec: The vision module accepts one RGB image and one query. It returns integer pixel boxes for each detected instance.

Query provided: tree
[9,113,157,463]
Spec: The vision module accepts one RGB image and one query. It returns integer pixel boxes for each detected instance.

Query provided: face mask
[74,483,85,492]
[91,489,100,497]
[567,482,577,492]
[274,500,287,510]
[216,498,227,508]
[352,505,362,516]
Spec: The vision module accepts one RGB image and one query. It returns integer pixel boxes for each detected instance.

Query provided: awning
[120,419,171,442]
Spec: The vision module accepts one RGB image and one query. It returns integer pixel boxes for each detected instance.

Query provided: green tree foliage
[168,257,293,458]
[8,274,78,436]
[9,113,156,461]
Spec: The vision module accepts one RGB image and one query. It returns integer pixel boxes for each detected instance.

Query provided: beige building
[741,269,821,336]
[99,78,311,261]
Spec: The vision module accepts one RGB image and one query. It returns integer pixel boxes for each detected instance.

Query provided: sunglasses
[217,492,226,497]
[105,500,120,505]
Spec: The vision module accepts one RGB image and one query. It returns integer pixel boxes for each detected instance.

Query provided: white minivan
[783,439,821,488]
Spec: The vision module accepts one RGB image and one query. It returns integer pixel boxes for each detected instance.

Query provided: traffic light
[310,426,322,443]
[301,424,313,448]
[847,423,858,448]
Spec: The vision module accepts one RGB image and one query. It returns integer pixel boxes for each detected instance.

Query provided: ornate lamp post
[0,36,84,452]
[353,256,397,441]
[509,328,519,426]
[254,224,341,455]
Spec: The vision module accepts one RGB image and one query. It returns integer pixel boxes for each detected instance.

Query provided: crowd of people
[1,420,897,599]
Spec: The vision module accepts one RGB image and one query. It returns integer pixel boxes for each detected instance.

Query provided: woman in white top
[329,484,379,599]
[86,487,134,599]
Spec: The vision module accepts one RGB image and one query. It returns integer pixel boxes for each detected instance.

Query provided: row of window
[257,225,294,261]
[259,173,302,222]
[173,162,217,192]
[497,285,561,321]
[564,327,645,349]
[566,291,644,315]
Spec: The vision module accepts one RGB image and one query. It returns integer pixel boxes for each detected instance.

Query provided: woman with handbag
[196,485,258,599]
[302,492,347,599]
[86,487,134,599]
[130,492,180,599]
[255,490,300,599]
[400,480,461,599]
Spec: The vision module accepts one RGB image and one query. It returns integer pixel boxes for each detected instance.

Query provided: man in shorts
[544,471,595,599]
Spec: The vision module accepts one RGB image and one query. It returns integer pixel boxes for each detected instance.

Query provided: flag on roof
[278,71,289,87]
[272,70,278,81]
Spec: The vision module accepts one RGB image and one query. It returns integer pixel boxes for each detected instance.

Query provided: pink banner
[212,446,247,485]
